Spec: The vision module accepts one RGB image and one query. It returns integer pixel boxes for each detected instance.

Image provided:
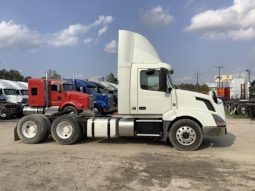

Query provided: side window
[51,85,58,91]
[0,89,2,95]
[140,70,160,91]
[31,88,37,96]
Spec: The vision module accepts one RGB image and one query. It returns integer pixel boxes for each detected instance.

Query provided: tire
[236,104,247,115]
[94,106,103,116]
[63,106,78,115]
[169,119,203,151]
[17,114,48,144]
[51,114,82,145]
[0,108,11,120]
[37,114,51,140]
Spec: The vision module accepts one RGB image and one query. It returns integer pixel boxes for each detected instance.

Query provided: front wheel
[0,108,11,120]
[169,119,203,151]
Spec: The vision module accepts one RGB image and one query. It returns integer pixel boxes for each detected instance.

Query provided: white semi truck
[14,30,226,151]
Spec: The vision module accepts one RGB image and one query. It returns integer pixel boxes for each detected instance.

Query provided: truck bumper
[202,126,227,137]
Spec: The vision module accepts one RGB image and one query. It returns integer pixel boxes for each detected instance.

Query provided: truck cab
[16,30,226,151]
[0,82,21,104]
[24,79,94,115]
[65,79,114,115]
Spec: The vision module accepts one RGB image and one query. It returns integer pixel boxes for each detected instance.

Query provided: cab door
[50,84,63,106]
[137,69,172,114]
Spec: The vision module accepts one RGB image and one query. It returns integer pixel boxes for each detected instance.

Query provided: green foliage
[0,69,25,81]
[177,83,209,94]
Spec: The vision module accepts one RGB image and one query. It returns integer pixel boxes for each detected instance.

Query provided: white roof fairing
[118,30,163,68]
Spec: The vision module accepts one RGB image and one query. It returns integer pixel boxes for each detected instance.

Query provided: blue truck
[64,79,115,115]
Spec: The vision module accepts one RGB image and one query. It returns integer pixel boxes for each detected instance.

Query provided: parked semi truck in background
[0,80,28,105]
[64,79,115,115]
[23,79,94,115]
[15,30,227,151]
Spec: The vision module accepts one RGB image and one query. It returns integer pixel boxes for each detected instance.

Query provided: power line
[214,66,224,88]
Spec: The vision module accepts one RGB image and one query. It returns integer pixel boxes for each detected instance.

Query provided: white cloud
[104,40,117,54]
[186,0,255,40]
[49,16,113,47]
[0,20,42,49]
[0,15,114,49]
[98,26,108,37]
[141,5,173,26]
[83,37,94,44]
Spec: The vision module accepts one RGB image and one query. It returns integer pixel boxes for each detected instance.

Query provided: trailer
[14,30,227,151]
[226,80,255,117]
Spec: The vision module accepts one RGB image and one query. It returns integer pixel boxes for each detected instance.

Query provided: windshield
[98,88,109,94]
[4,89,18,95]
[20,90,28,95]
[63,84,74,92]
[87,86,97,94]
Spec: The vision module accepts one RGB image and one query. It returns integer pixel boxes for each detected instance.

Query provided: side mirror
[159,68,167,92]
[57,85,61,93]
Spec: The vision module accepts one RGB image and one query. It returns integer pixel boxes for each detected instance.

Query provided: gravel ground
[0,117,255,191]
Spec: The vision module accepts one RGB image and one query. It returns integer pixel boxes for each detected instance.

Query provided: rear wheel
[236,104,247,115]
[169,119,203,151]
[51,114,82,145]
[17,114,48,144]
[37,114,51,140]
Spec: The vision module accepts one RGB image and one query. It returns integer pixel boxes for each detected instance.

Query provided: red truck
[23,79,94,115]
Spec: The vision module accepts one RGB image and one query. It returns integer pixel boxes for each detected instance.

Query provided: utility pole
[214,66,224,88]
[194,71,201,85]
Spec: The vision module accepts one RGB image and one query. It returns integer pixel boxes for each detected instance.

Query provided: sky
[0,0,255,84]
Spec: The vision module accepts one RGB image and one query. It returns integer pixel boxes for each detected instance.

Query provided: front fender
[59,101,84,111]
[94,101,108,109]
[163,108,217,127]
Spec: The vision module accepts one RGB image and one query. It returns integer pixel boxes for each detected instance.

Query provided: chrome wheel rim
[176,126,196,146]
[22,121,38,138]
[56,121,73,139]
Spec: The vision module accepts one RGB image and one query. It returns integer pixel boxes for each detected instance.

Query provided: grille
[108,95,114,107]
[89,95,94,109]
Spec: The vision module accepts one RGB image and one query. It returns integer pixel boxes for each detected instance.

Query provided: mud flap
[14,125,20,141]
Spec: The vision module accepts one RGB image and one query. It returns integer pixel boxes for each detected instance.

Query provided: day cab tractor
[23,79,94,115]
[15,30,227,151]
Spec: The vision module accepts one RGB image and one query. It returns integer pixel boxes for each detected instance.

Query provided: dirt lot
[0,117,255,191]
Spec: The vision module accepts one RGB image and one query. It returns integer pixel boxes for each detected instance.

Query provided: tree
[177,83,209,94]
[0,69,25,81]
[105,73,118,84]
[47,69,62,80]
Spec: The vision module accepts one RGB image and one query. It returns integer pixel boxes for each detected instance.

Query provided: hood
[6,95,21,104]
[66,91,89,98]
[175,89,225,118]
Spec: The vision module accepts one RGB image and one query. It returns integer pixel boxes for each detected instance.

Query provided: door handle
[139,106,146,110]
[57,96,62,101]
